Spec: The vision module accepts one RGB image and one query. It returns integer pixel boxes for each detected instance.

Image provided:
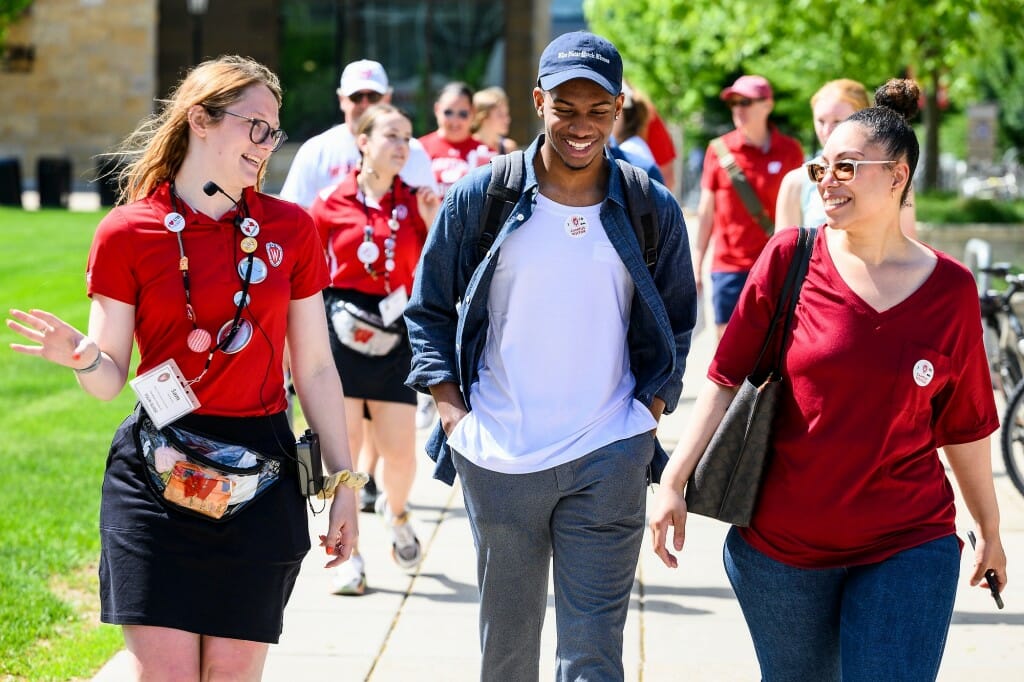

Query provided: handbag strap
[751,227,816,379]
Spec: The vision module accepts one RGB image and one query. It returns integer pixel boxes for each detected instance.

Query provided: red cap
[720,75,773,100]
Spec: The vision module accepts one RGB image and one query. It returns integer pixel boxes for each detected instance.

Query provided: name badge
[379,285,409,327]
[129,359,201,428]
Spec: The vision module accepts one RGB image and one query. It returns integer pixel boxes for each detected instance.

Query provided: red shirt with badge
[86,182,329,416]
[709,229,999,568]
[418,131,489,195]
[308,170,428,296]
[701,127,804,272]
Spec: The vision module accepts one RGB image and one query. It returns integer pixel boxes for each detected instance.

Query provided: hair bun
[873,78,921,121]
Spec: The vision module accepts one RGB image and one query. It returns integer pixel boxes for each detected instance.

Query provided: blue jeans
[453,432,654,682]
[724,527,960,682]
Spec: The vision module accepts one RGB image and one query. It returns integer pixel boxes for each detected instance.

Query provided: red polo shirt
[86,182,328,416]
[308,170,428,296]
[701,127,803,272]
[709,230,999,568]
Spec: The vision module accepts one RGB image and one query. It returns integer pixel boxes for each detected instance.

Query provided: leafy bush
[915,193,1024,224]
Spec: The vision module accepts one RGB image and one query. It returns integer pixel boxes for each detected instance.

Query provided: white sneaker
[331,553,366,596]
[415,393,436,430]
[376,496,422,571]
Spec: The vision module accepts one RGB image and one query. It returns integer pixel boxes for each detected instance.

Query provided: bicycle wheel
[999,378,1024,497]
[998,350,1023,402]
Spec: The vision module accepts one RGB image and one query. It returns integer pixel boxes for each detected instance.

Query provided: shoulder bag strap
[710,136,774,236]
[751,227,816,378]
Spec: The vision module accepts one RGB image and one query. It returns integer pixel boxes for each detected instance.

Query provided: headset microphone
[203,181,244,228]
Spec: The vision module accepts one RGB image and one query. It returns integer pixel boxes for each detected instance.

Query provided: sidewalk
[254,321,1024,681]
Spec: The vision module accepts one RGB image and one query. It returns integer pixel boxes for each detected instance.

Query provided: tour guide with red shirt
[309,104,437,597]
[695,74,803,337]
[7,56,358,676]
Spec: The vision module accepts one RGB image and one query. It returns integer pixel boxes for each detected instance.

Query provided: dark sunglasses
[726,97,764,108]
[443,109,471,120]
[805,159,895,183]
[349,91,384,105]
[219,110,288,152]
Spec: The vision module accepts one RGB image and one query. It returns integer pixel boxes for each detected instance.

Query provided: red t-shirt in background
[644,109,677,168]
[308,170,428,295]
[87,182,328,416]
[709,229,999,568]
[418,131,490,195]
[701,127,804,272]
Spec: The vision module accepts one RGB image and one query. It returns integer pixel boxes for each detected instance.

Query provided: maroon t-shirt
[709,229,998,568]
[87,182,328,416]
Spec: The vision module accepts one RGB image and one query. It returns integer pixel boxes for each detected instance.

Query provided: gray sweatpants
[453,432,654,682]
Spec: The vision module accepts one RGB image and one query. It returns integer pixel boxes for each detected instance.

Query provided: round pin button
[240,237,258,254]
[186,327,212,353]
[239,217,260,237]
[233,291,251,307]
[237,257,268,284]
[164,212,186,233]
[357,241,381,264]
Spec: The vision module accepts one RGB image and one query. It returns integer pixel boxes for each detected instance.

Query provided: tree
[0,0,33,53]
[585,0,1024,190]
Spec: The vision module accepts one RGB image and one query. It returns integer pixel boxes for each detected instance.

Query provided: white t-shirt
[447,194,657,474]
[278,124,436,208]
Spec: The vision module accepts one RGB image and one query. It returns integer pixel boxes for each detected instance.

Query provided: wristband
[317,469,370,500]
[73,348,103,374]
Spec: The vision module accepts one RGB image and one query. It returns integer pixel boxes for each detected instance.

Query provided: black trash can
[0,157,23,207]
[95,156,123,207]
[37,156,72,209]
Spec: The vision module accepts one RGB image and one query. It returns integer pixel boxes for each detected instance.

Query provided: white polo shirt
[447,193,657,474]
[279,124,436,208]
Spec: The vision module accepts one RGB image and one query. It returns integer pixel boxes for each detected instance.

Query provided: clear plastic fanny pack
[136,415,281,521]
[329,299,403,357]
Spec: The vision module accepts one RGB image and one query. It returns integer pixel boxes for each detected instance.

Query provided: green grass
[1,207,134,679]
[915,191,1024,224]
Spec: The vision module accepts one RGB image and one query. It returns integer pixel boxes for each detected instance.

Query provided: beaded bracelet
[73,349,103,374]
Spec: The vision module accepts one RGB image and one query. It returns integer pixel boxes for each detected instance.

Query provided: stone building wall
[0,0,157,190]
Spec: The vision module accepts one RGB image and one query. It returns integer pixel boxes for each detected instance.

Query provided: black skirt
[324,288,417,405]
[98,407,310,644]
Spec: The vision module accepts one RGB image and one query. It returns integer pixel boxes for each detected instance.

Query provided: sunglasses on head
[805,159,895,183]
[443,109,471,120]
[349,91,383,104]
[726,97,764,108]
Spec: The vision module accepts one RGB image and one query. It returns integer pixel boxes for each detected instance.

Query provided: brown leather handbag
[685,227,815,526]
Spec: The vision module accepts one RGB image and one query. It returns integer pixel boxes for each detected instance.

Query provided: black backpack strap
[478,150,525,262]
[616,159,659,275]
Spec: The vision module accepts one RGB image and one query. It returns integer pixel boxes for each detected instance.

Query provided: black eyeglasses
[219,110,288,152]
[349,91,384,105]
[805,159,895,183]
[443,109,471,120]
[726,97,764,108]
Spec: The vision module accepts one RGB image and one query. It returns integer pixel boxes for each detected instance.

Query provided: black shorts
[98,408,309,643]
[324,288,417,406]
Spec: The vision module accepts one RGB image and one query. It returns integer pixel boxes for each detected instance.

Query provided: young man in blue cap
[405,31,696,680]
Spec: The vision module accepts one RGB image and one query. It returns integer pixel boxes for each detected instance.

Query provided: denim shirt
[405,136,697,484]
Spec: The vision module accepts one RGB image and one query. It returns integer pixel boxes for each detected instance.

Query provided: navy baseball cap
[537,31,623,96]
